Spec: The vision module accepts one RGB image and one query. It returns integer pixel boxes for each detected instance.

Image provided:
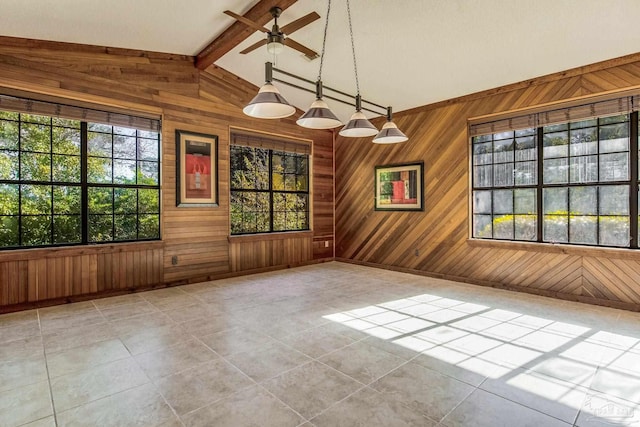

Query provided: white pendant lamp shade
[267,41,284,55]
[372,120,408,144]
[296,98,342,129]
[339,110,378,137]
[243,82,296,119]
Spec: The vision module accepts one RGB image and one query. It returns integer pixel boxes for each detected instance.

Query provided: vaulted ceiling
[1,0,640,121]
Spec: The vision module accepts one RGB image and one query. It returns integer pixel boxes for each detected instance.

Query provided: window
[471,96,640,249]
[0,97,160,249]
[230,132,310,235]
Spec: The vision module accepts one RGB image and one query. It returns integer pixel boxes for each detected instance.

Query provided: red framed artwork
[374,161,424,211]
[176,130,218,207]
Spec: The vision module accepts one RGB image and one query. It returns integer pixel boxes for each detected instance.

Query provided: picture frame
[374,161,424,211]
[176,129,218,207]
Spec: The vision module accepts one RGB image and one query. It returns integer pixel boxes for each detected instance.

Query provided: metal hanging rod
[268,63,388,116]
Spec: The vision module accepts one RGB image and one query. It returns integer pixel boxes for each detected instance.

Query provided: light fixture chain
[346,0,360,95]
[317,0,332,81]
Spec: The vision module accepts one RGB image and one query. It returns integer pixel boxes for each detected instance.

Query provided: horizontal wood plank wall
[336,52,640,309]
[0,37,334,309]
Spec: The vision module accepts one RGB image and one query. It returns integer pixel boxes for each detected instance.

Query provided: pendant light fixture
[339,0,378,138]
[373,107,408,144]
[243,62,296,119]
[296,0,342,129]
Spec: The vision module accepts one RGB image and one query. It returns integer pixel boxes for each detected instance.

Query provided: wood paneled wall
[0,37,334,309]
[336,52,640,310]
[229,232,313,272]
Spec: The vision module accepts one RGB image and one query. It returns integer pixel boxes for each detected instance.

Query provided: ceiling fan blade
[240,39,268,55]
[224,10,269,33]
[280,11,321,35]
[284,38,319,59]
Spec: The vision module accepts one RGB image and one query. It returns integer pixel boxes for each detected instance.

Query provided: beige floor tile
[590,366,640,404]
[134,338,217,380]
[0,319,41,345]
[198,326,274,357]
[21,416,57,427]
[226,340,311,383]
[0,381,53,426]
[91,293,145,309]
[51,357,149,412]
[442,388,570,427]
[56,383,179,427]
[0,335,43,363]
[97,300,160,321]
[155,358,253,415]
[262,361,362,420]
[319,340,407,385]
[39,309,105,335]
[161,302,222,324]
[109,311,176,337]
[371,360,475,421]
[0,353,48,393]
[42,321,115,354]
[119,323,191,356]
[182,385,303,427]
[575,391,640,427]
[311,386,436,427]
[279,324,357,359]
[46,338,130,378]
[179,313,242,337]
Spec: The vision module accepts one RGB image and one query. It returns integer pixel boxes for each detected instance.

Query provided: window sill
[466,238,640,259]
[0,240,165,263]
[228,231,313,243]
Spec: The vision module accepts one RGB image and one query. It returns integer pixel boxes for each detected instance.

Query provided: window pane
[493,190,512,214]
[599,185,629,215]
[473,165,492,187]
[473,191,492,215]
[569,155,597,183]
[543,188,567,214]
[543,158,568,184]
[52,154,81,183]
[493,215,514,239]
[543,215,568,243]
[138,215,160,239]
[0,216,19,247]
[88,187,113,214]
[599,153,628,181]
[514,161,536,185]
[514,189,536,214]
[138,189,159,214]
[599,123,629,153]
[515,136,536,161]
[22,185,52,214]
[21,153,51,181]
[115,214,137,240]
[137,161,158,185]
[88,157,113,183]
[473,142,492,165]
[543,131,568,158]
[569,216,597,245]
[0,150,19,180]
[53,186,81,215]
[0,184,19,215]
[53,215,81,244]
[113,135,136,159]
[473,215,492,238]
[0,120,19,150]
[515,215,537,241]
[89,215,113,242]
[493,139,514,163]
[52,126,81,155]
[138,137,159,161]
[88,132,112,157]
[570,186,597,215]
[21,123,50,152]
[114,188,137,214]
[22,215,52,246]
[599,216,629,247]
[493,163,514,187]
[114,159,136,184]
[569,127,596,156]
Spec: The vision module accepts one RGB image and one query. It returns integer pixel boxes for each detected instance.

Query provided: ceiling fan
[224,7,320,59]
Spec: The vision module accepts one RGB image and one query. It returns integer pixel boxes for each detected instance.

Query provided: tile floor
[1,261,640,426]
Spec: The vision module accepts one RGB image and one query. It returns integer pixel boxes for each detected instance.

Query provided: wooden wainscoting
[0,242,163,307]
[229,232,313,272]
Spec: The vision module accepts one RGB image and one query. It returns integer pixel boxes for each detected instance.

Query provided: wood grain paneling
[336,52,640,309]
[0,36,334,310]
[229,232,313,272]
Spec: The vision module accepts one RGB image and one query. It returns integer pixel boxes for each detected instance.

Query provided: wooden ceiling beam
[195,0,298,71]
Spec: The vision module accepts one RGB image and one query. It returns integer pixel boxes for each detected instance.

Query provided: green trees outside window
[472,113,636,248]
[0,110,160,249]
[230,145,309,234]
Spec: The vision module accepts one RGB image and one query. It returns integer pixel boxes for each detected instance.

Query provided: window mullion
[536,127,544,242]
[630,111,638,248]
[81,122,88,244]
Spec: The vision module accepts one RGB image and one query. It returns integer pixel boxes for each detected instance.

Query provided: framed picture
[176,130,218,207]
[375,161,424,211]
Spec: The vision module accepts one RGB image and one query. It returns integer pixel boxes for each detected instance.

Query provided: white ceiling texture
[1,0,640,121]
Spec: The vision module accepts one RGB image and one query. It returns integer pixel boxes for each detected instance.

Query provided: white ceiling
[1,1,640,122]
